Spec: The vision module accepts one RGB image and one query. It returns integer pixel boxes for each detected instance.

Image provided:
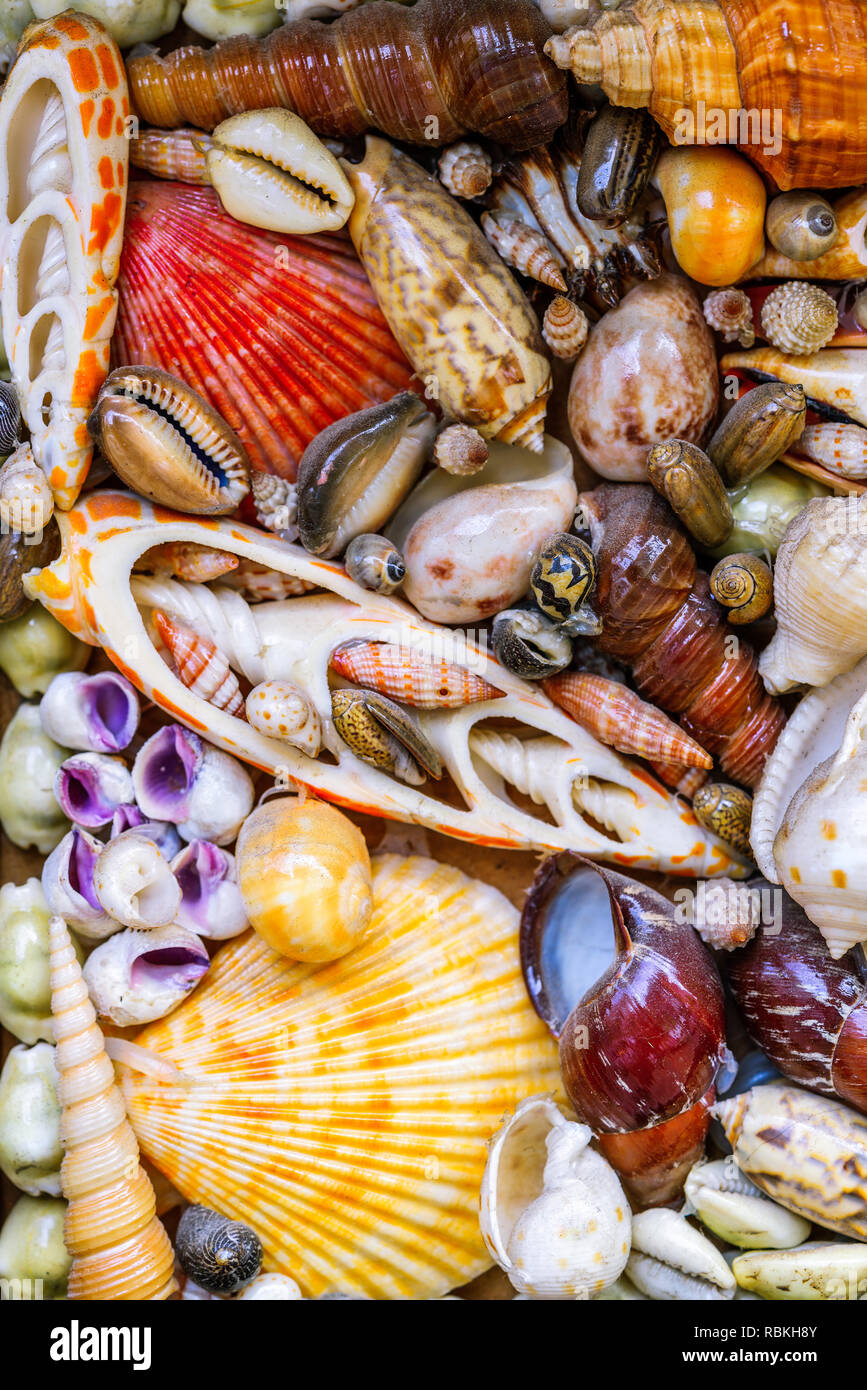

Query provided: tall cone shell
[112,182,416,479]
[119,855,561,1298]
[48,915,176,1300]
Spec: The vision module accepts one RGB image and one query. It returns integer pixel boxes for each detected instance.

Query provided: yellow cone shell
[236,796,373,963]
[119,854,562,1299]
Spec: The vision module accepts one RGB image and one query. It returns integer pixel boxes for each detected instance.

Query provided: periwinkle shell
[176,1204,263,1294]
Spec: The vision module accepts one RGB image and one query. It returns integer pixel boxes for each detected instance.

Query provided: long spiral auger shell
[48,916,177,1300]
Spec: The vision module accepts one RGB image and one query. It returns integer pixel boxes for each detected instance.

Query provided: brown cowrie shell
[88,366,251,516]
[206,109,355,234]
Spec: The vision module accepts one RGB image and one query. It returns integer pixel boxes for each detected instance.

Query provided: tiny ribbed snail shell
[433,424,489,475]
[437,141,493,199]
[708,383,806,488]
[709,554,773,625]
[0,444,53,536]
[480,212,568,293]
[765,192,839,263]
[646,440,733,550]
[344,533,406,594]
[688,878,760,952]
[176,1204,262,1295]
[491,606,573,680]
[251,473,297,536]
[702,288,755,347]
[89,366,251,515]
[0,381,21,455]
[759,281,839,356]
[542,296,589,360]
[693,784,753,861]
[330,687,443,786]
[530,533,598,633]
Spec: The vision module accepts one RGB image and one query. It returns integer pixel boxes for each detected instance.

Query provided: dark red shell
[580,483,785,788]
[520,853,726,1133]
[597,1088,713,1210]
[725,884,867,1114]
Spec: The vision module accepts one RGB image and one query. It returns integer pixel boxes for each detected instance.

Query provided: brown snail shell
[645,439,733,550]
[765,192,838,263]
[708,383,806,488]
[0,520,61,624]
[709,554,773,625]
[576,104,663,228]
[88,367,251,515]
[693,783,753,860]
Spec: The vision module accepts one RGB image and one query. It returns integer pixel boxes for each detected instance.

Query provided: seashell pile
[3,0,867,1311]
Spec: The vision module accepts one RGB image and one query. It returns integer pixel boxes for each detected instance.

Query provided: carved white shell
[760,494,867,694]
[626,1209,736,1301]
[684,1160,811,1250]
[479,1096,631,1299]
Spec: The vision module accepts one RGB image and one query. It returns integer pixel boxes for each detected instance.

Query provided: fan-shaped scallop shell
[153,610,245,717]
[49,916,176,1300]
[759,282,838,356]
[329,640,504,709]
[117,854,561,1299]
[112,182,415,479]
[703,288,755,347]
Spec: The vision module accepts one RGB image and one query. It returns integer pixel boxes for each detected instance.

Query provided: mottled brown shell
[708,383,807,487]
[646,439,733,550]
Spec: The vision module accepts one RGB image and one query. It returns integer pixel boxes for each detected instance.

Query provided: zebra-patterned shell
[530,534,597,625]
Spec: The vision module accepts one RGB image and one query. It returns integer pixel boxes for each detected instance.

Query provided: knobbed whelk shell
[345,138,552,452]
[625,1209,735,1301]
[89,366,251,516]
[714,1083,867,1242]
[759,493,867,694]
[206,109,355,233]
[479,1097,631,1300]
[295,392,434,557]
[118,854,562,1299]
[684,1160,811,1250]
[733,1243,867,1301]
[49,914,177,1299]
[759,282,838,356]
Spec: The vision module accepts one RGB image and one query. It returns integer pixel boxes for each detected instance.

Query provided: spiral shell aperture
[49,915,177,1300]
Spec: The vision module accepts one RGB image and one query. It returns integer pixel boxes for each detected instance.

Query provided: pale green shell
[0,1194,71,1300]
[0,604,88,697]
[0,1043,62,1197]
[0,878,82,1043]
[0,707,70,853]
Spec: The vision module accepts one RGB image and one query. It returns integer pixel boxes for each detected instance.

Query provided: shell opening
[68,829,102,911]
[129,946,210,994]
[116,383,232,489]
[136,725,201,817]
[521,861,615,1035]
[84,675,139,751]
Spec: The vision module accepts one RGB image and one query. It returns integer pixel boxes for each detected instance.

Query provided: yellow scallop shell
[119,854,561,1298]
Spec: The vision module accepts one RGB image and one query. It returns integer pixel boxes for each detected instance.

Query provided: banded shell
[177,1204,262,1294]
[542,297,589,360]
[709,554,773,625]
[481,212,568,292]
[530,533,597,630]
[153,610,245,717]
[129,126,212,184]
[796,422,867,480]
[703,287,755,347]
[0,380,21,455]
[49,915,177,1299]
[684,1160,811,1250]
[330,640,504,709]
[543,671,712,769]
[714,1083,867,1242]
[245,680,321,755]
[625,1209,735,1301]
[759,281,838,356]
[330,687,443,785]
[693,784,753,861]
[438,142,493,200]
[117,854,562,1299]
[251,474,298,536]
[432,425,489,477]
[113,181,416,479]
[90,367,251,515]
[344,534,405,594]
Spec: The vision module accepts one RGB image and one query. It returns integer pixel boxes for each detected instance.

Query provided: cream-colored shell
[479,1096,631,1299]
[721,347,867,428]
[796,422,867,480]
[181,0,280,40]
[237,1272,304,1300]
[714,1083,867,1242]
[685,1160,811,1250]
[0,442,54,535]
[0,1042,63,1196]
[207,110,355,234]
[92,829,182,931]
[0,1193,71,1299]
[759,282,838,356]
[0,606,88,699]
[759,494,867,694]
[703,287,755,346]
[0,879,70,1044]
[29,0,181,45]
[773,685,867,957]
[625,1209,736,1301]
[245,680,321,756]
[733,1243,867,1301]
[752,655,867,881]
[437,142,493,200]
[0,704,69,853]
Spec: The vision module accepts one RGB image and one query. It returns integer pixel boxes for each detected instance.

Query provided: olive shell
[708,384,806,488]
[176,1204,262,1294]
[0,519,61,623]
[530,533,597,625]
[646,439,733,549]
[709,553,773,625]
[577,106,663,227]
[693,783,753,860]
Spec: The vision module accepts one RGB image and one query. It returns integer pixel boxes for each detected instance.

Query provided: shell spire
[153,609,246,717]
[543,671,713,769]
[49,915,177,1300]
[329,640,504,708]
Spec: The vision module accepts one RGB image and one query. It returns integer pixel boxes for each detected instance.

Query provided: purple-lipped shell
[171,840,248,939]
[54,753,134,828]
[39,672,140,753]
[129,944,210,995]
[41,826,116,938]
[83,923,210,1026]
[132,724,203,822]
[107,806,184,860]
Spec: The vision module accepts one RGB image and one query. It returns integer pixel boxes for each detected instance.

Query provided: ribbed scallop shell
[330,640,504,709]
[480,213,568,292]
[703,288,755,346]
[153,610,245,717]
[113,182,415,479]
[49,916,176,1300]
[542,671,712,769]
[542,296,589,359]
[760,281,838,355]
[118,854,561,1299]
[129,127,212,184]
[796,422,867,480]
